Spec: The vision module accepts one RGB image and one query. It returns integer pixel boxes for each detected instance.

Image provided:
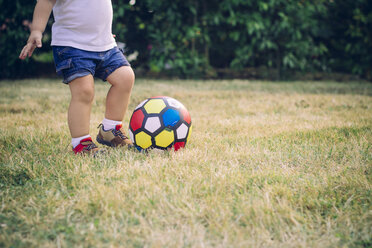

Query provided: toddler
[19,0,135,155]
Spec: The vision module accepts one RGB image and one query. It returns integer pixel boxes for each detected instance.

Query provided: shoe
[73,137,101,155]
[96,124,133,148]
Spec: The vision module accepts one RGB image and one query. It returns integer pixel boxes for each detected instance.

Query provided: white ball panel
[144,116,161,133]
[167,98,184,109]
[176,123,188,139]
[135,99,148,110]
[129,129,135,143]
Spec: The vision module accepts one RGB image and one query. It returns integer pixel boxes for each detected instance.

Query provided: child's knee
[119,67,135,89]
[80,87,94,103]
[72,84,95,103]
[108,66,135,89]
[126,67,135,83]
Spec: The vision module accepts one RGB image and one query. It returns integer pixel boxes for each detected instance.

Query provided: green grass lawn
[0,79,371,247]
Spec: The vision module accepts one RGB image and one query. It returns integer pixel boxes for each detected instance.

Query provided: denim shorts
[52,46,130,84]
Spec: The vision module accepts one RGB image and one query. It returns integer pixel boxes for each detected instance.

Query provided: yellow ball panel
[186,125,192,143]
[144,99,166,114]
[135,131,152,149]
[155,129,174,148]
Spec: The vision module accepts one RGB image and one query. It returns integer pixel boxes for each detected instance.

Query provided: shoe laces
[113,124,129,140]
[81,140,98,151]
[85,143,98,151]
[98,123,129,140]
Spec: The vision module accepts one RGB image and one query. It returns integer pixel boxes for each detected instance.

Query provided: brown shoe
[72,137,101,155]
[96,124,133,148]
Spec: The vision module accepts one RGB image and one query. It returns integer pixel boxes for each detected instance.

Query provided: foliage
[321,0,372,80]
[0,0,54,79]
[1,0,372,79]
[106,0,372,80]
[0,0,33,78]
[113,0,211,77]
[112,0,328,78]
[204,0,329,79]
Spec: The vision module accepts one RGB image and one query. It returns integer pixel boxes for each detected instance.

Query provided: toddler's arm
[19,0,56,60]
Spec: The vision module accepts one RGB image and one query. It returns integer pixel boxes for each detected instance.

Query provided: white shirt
[51,0,117,51]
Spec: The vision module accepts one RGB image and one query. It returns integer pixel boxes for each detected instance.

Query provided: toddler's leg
[68,74,95,138]
[105,66,135,121]
[96,66,134,148]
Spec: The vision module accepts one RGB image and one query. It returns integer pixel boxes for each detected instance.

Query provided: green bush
[203,0,329,79]
[111,0,372,80]
[1,0,371,80]
[322,0,372,80]
[0,0,54,79]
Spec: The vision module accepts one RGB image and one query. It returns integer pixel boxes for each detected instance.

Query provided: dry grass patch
[0,79,371,247]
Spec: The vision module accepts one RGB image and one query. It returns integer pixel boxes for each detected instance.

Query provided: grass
[0,79,371,247]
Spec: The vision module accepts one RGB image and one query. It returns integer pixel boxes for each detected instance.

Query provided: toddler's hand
[19,31,43,60]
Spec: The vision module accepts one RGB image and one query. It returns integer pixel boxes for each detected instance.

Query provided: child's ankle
[102,118,122,131]
[71,134,91,148]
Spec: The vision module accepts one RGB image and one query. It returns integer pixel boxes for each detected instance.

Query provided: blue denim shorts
[52,46,130,84]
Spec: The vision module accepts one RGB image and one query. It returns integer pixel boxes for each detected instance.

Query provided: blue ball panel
[163,109,180,127]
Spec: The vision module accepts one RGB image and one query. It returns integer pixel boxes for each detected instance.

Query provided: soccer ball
[128,96,192,152]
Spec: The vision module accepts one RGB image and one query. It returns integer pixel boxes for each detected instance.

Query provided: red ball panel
[130,109,145,132]
[151,96,166,98]
[173,141,185,151]
[181,108,191,124]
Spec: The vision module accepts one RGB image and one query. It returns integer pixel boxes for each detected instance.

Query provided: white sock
[71,134,91,149]
[102,118,122,131]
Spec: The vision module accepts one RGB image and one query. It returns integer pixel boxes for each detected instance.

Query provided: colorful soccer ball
[128,96,192,152]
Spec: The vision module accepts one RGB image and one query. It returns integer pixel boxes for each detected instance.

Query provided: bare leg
[105,66,135,121]
[68,75,95,138]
